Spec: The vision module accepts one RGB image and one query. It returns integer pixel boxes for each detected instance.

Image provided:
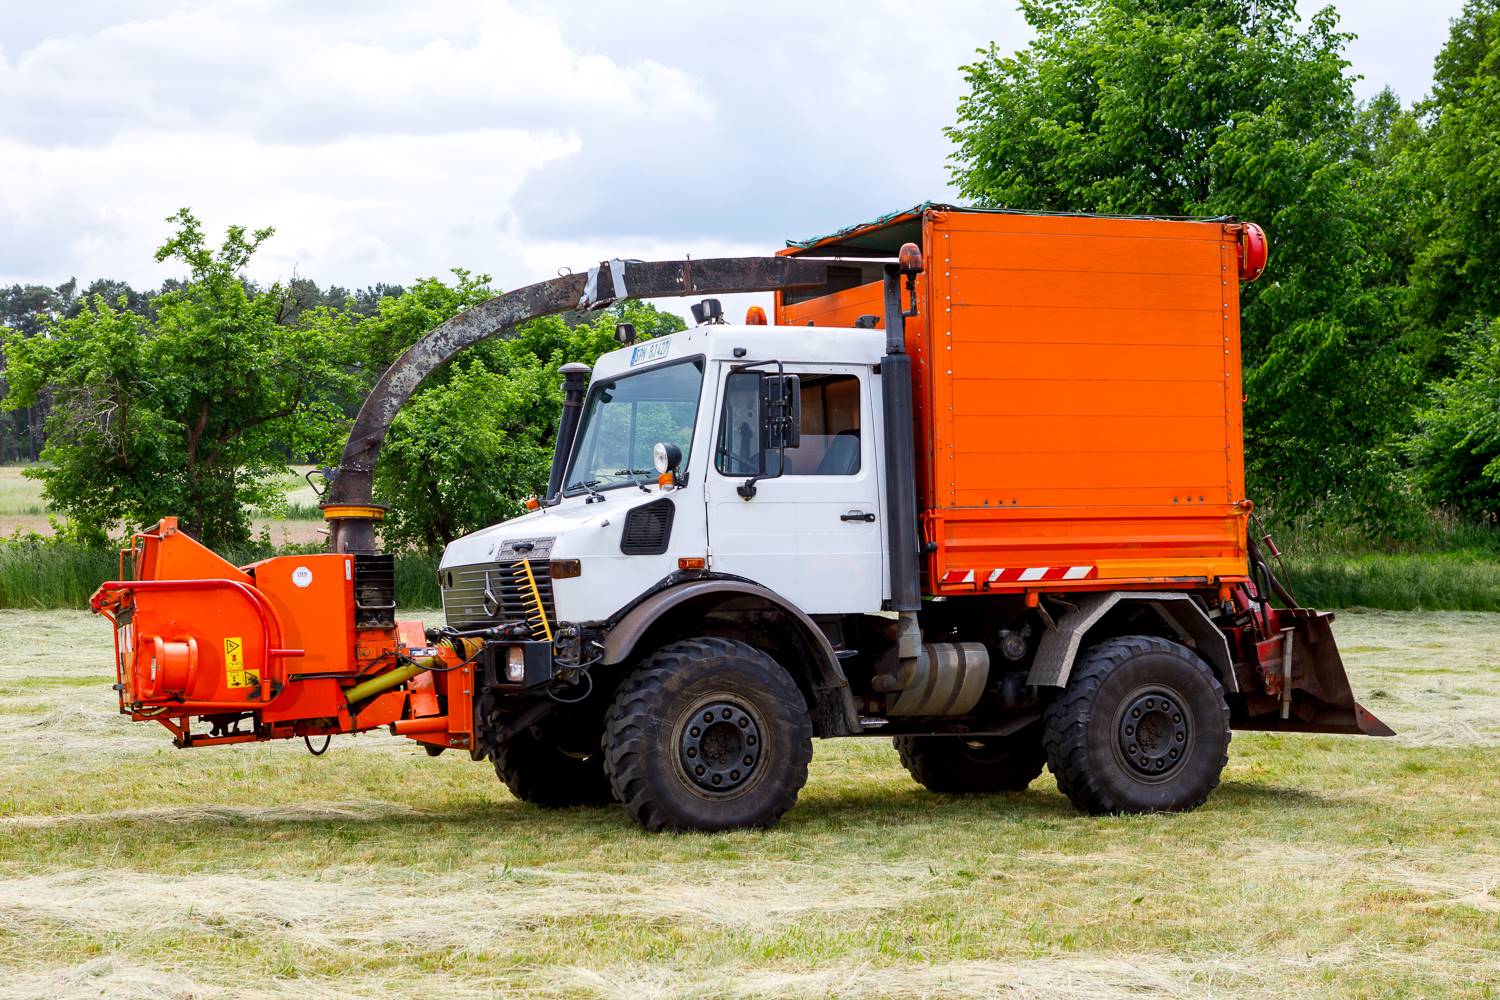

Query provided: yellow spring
[511,559,553,643]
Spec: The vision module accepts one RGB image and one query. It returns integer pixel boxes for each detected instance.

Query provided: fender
[1028,591,1238,692]
[602,577,861,735]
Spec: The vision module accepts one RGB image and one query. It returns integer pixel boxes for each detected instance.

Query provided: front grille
[442,537,556,638]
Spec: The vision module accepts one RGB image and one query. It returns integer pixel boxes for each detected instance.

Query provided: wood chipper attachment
[90,517,478,752]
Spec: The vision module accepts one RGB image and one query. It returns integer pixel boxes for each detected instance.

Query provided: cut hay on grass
[1,609,1499,998]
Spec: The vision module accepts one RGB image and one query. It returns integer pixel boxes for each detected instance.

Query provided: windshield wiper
[612,467,658,492]
[566,479,606,502]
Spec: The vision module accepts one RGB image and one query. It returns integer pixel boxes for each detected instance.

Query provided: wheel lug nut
[687,747,697,758]
[1173,714,1181,724]
[1169,749,1178,759]
[1131,709,1140,719]
[1125,725,1133,735]
[1176,732,1185,742]
[695,765,705,775]
[703,712,714,723]
[746,735,756,746]
[730,770,740,781]
[743,755,753,766]
[738,718,748,728]
[1128,744,1137,754]
[722,708,732,719]
[690,727,700,737]
[711,774,722,785]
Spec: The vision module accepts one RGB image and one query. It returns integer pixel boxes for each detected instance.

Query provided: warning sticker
[224,636,258,688]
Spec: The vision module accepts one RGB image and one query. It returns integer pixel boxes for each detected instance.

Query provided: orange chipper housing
[91,518,471,751]
[777,205,1266,599]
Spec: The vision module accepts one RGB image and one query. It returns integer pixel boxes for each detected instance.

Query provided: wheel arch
[1027,591,1237,693]
[601,578,861,736]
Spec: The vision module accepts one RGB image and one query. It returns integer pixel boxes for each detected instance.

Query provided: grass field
[2,609,1498,998]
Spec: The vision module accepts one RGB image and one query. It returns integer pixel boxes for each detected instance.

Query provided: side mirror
[762,373,801,451]
[736,372,800,499]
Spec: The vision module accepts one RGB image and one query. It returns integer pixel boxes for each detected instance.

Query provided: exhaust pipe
[879,243,926,687]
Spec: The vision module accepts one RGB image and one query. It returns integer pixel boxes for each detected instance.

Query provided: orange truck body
[776,206,1252,599]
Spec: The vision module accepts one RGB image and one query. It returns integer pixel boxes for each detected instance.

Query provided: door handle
[841,511,876,523]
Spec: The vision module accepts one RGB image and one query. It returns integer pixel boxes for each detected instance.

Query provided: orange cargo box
[776,205,1253,597]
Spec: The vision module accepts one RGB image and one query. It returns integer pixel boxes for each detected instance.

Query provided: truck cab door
[705,364,885,614]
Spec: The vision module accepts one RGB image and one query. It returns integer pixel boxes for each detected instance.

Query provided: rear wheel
[893,729,1044,793]
[1043,635,1230,815]
[604,637,813,832]
[484,722,613,808]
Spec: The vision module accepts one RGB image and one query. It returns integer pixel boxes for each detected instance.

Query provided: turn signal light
[524,496,540,511]
[658,472,675,488]
[745,305,767,325]
[549,559,582,579]
[678,557,707,571]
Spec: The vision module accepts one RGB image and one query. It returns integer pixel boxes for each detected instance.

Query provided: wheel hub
[1117,690,1190,777]
[678,700,762,793]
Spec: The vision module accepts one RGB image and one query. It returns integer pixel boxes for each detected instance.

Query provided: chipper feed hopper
[91,207,1390,831]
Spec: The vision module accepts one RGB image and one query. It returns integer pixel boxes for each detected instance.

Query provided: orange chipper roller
[91,517,475,752]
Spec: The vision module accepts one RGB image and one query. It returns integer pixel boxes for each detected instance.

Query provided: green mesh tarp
[785,202,1234,252]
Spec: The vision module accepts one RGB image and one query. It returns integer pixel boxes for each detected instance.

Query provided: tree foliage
[1,210,356,546]
[948,0,1500,527]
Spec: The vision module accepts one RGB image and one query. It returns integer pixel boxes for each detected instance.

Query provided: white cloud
[0,0,1469,310]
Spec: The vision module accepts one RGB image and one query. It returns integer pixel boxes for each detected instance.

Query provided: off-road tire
[486,724,614,808]
[604,637,813,832]
[893,729,1045,794]
[1043,635,1230,815]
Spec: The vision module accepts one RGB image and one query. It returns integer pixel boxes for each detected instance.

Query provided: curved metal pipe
[324,256,828,552]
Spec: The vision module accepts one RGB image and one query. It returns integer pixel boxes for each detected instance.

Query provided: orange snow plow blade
[89,517,473,752]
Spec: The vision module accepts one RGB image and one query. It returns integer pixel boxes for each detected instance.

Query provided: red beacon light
[745,305,768,325]
[1238,222,1268,282]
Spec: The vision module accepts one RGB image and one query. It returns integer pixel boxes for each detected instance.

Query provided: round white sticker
[291,566,314,588]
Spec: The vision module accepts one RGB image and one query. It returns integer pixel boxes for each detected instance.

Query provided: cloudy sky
[0,0,1466,311]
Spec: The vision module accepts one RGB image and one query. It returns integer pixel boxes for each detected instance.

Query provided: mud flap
[1235,609,1395,737]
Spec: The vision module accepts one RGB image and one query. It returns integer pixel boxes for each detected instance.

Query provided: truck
[92,204,1390,832]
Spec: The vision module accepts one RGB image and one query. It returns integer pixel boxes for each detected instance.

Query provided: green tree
[1402,1,1500,362]
[1,209,355,547]
[1408,318,1500,516]
[947,0,1418,527]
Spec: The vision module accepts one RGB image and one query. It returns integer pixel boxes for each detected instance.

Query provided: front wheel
[604,638,813,832]
[1043,635,1230,815]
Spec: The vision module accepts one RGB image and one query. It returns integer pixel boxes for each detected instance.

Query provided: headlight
[505,647,526,683]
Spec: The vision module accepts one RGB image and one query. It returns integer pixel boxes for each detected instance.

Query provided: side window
[786,374,860,476]
[715,372,763,476]
[715,372,861,478]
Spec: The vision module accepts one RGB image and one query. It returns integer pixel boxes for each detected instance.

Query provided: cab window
[714,372,861,477]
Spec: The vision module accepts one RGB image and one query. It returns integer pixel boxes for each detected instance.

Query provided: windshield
[564,357,704,493]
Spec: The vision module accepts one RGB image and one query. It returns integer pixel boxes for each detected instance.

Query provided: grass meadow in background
[2,462,1498,612]
[1,608,1498,998]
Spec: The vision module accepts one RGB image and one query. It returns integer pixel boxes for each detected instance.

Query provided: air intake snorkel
[545,362,592,505]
